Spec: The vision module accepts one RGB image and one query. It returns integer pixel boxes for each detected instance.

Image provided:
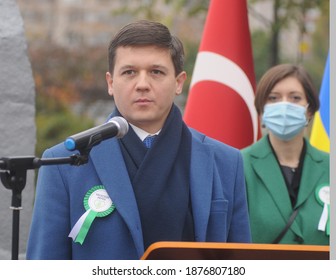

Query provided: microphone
[64,116,129,151]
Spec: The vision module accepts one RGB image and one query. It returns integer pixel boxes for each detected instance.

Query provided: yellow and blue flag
[310,53,330,153]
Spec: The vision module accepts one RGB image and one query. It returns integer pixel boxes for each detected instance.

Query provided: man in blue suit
[27,20,251,260]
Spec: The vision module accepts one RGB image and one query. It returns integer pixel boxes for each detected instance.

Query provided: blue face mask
[262,102,308,141]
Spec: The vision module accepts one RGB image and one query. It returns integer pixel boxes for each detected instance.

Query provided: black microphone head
[108,116,129,138]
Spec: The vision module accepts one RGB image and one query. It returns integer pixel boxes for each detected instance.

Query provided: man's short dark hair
[108,20,184,76]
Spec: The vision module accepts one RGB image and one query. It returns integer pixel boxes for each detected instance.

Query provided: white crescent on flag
[190,51,258,142]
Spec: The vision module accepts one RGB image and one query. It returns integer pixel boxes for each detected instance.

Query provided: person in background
[26,20,251,260]
[242,64,329,245]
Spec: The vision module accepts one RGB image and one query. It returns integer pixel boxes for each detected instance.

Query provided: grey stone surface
[0,0,36,259]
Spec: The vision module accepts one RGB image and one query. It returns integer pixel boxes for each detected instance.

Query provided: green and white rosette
[315,184,330,236]
[69,185,115,245]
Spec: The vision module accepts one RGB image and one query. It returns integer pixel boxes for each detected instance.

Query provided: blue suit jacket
[27,129,251,259]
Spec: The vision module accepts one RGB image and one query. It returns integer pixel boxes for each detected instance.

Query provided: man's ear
[176,71,187,95]
[106,72,113,96]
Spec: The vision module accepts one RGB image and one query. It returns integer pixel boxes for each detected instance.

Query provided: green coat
[242,136,329,245]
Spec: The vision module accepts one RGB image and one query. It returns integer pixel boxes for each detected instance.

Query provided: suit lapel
[252,153,293,218]
[89,138,144,256]
[189,134,213,241]
[296,141,326,208]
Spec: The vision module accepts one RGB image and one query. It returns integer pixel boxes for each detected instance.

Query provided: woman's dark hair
[254,64,319,115]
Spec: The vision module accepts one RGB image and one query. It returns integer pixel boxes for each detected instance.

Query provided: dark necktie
[143,135,156,148]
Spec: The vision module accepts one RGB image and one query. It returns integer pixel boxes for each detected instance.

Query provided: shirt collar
[129,123,161,141]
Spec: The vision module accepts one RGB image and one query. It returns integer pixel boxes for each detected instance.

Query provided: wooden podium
[141,242,329,260]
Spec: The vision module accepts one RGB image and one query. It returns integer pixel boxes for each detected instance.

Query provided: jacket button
[294,236,304,244]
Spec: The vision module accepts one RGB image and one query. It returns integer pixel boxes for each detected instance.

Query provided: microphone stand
[0,152,89,260]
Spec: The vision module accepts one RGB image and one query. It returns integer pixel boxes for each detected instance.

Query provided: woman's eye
[267,95,278,102]
[292,95,302,101]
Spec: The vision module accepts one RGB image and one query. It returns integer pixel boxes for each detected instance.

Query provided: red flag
[183,0,260,149]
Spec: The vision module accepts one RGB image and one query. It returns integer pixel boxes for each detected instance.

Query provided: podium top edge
[141,241,329,260]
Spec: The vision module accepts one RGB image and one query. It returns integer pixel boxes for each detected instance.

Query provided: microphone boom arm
[0,152,88,260]
[1,116,129,260]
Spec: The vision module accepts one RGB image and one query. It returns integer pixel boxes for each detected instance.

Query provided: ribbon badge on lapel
[69,185,115,244]
[315,184,330,236]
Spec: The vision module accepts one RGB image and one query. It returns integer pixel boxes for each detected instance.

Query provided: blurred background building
[16,0,328,125]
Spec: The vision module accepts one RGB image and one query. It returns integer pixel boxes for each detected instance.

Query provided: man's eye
[152,69,164,75]
[122,70,135,75]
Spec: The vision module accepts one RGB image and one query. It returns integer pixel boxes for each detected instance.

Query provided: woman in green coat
[242,64,329,245]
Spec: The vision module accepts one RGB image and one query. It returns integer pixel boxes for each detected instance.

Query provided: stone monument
[0,0,36,259]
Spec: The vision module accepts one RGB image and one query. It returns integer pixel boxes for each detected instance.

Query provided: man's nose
[135,72,150,90]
